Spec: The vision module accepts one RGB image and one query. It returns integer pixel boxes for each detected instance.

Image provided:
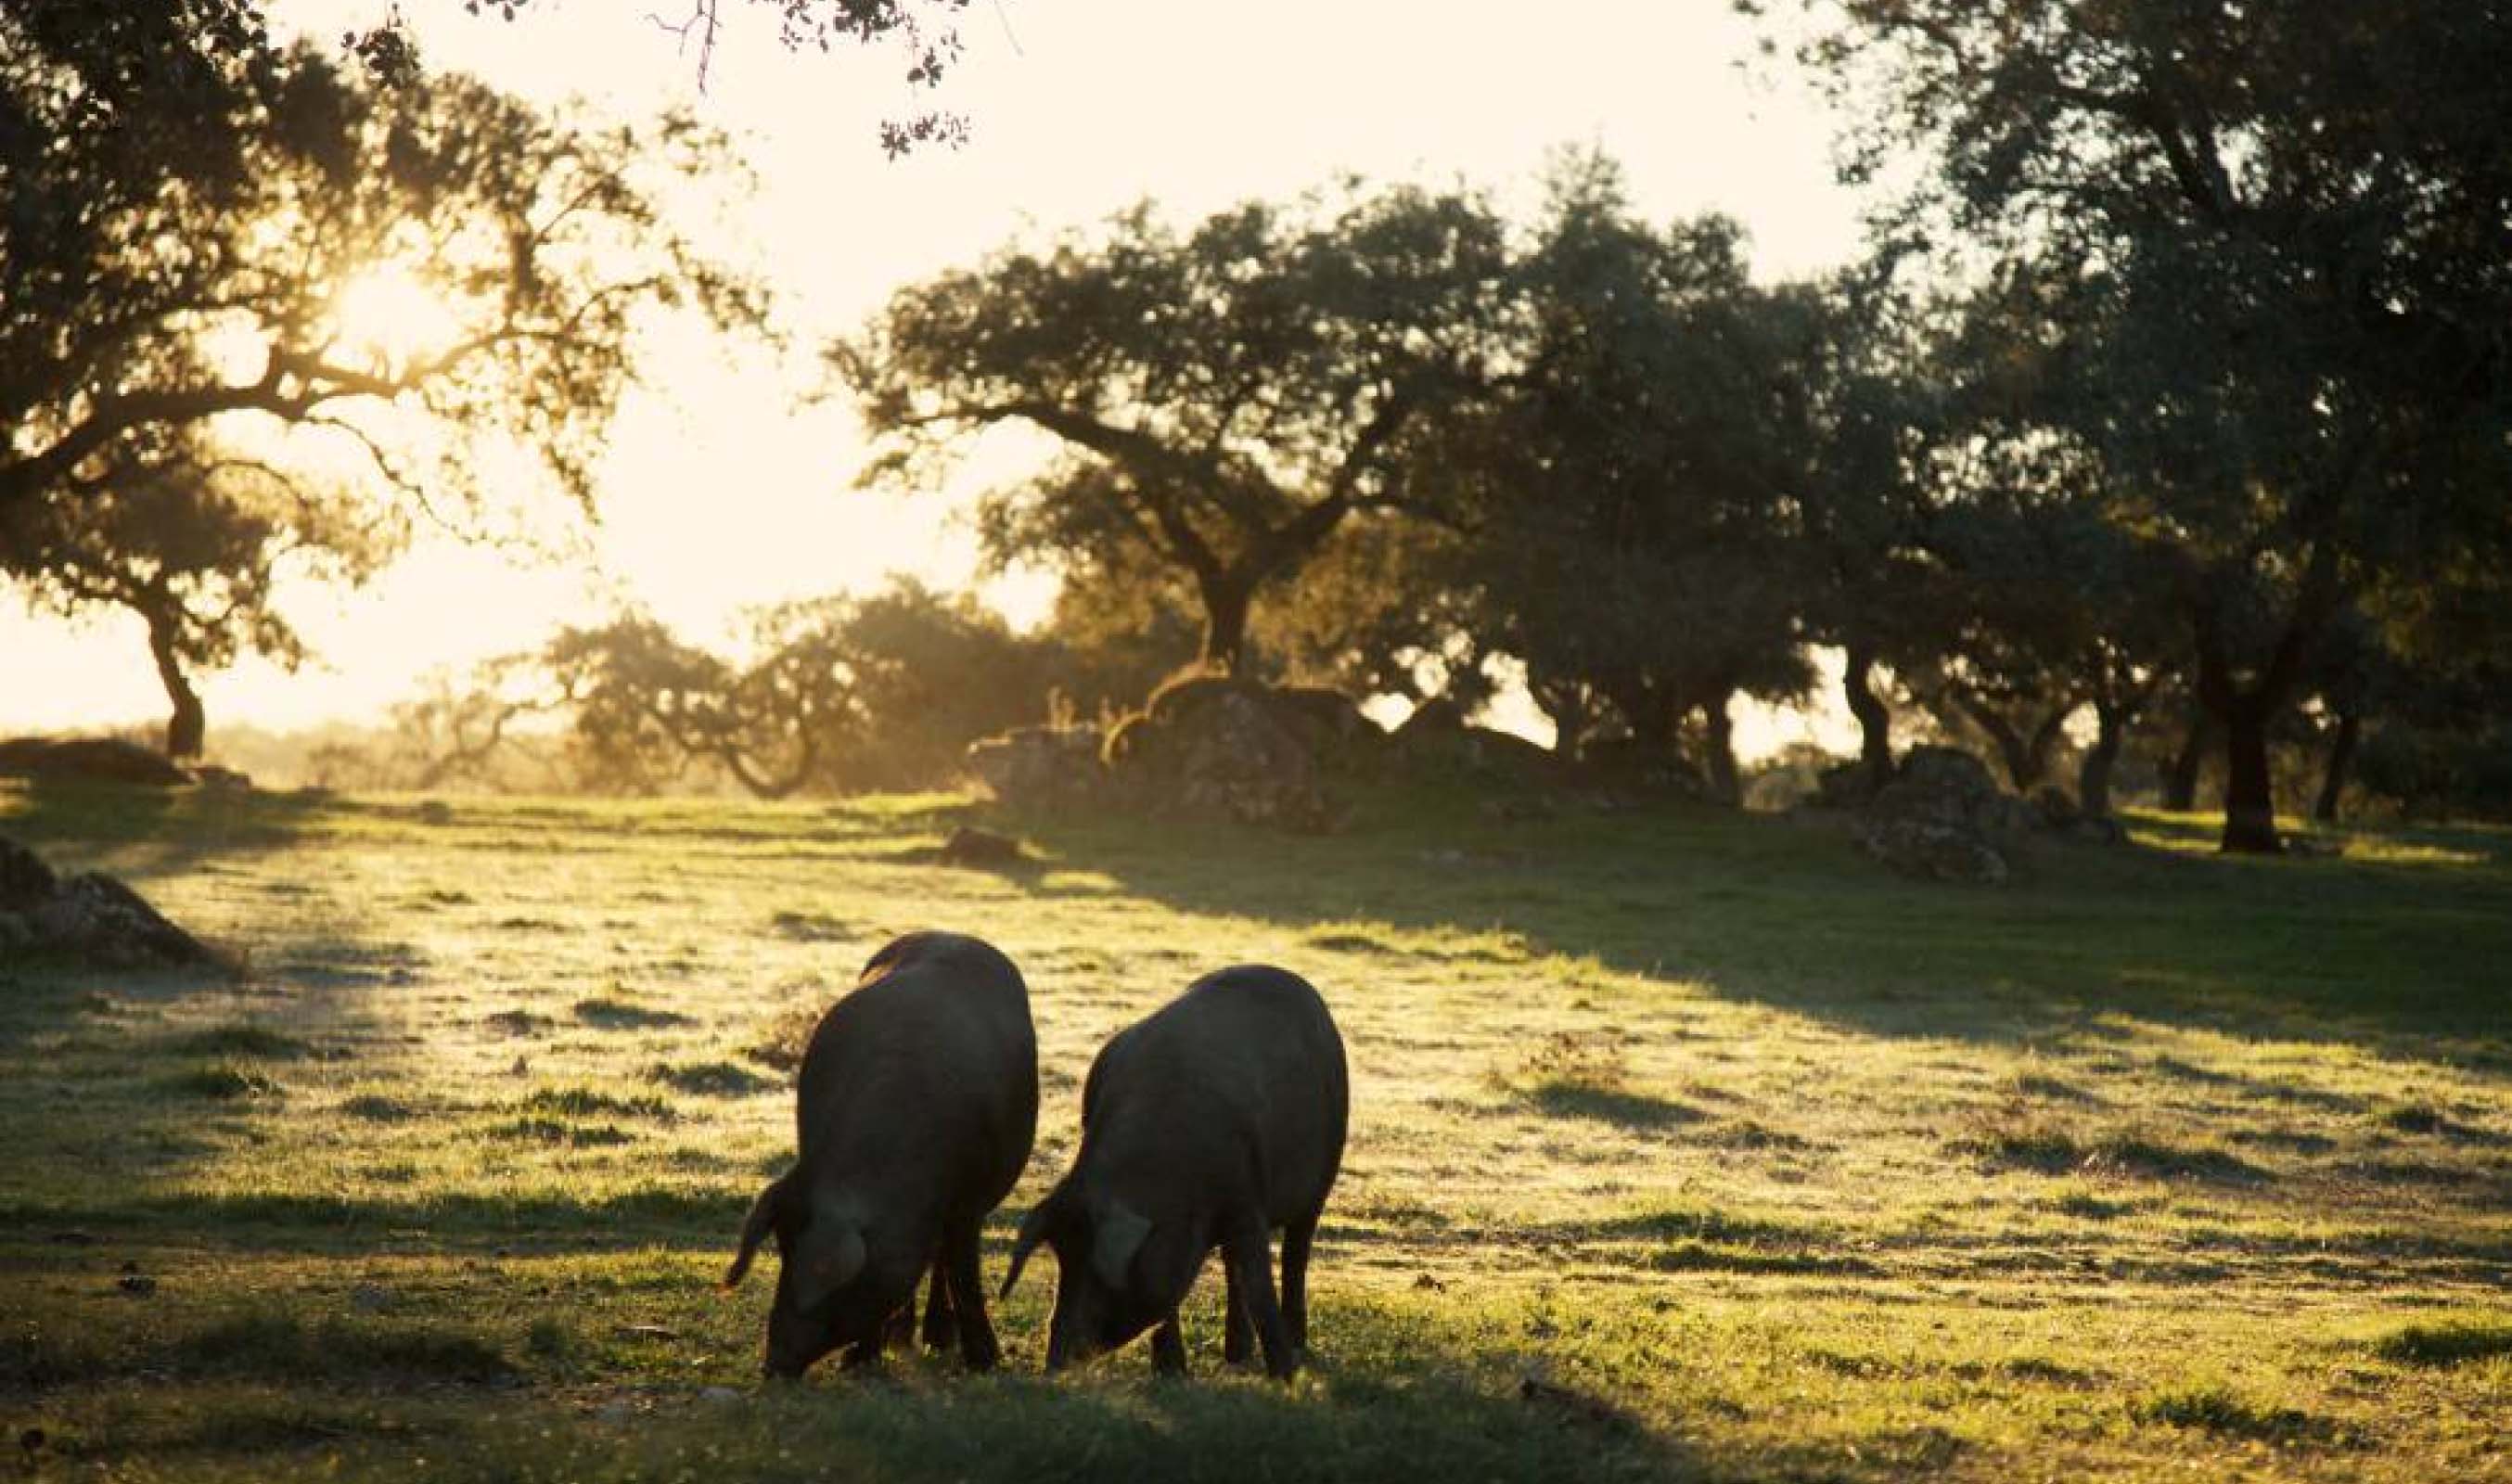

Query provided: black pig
[726,931,1037,1377]
[1003,965,1347,1378]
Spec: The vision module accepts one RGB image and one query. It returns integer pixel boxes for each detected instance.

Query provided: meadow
[2,779,2507,1481]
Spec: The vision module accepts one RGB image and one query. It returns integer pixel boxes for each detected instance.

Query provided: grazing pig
[1002,965,1347,1379]
[724,931,1037,1377]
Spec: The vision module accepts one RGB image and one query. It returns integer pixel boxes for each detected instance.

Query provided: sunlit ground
[3,782,2507,1481]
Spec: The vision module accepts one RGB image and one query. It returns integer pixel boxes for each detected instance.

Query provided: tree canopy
[839,185,1514,673]
[2,8,769,754]
[1755,0,2512,848]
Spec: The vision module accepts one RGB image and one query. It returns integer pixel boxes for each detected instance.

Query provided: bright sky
[5,0,1866,758]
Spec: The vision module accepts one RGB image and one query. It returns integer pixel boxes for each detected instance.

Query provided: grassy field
[3,778,2508,1481]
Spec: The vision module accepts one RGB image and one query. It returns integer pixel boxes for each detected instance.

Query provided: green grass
[3,779,2510,1480]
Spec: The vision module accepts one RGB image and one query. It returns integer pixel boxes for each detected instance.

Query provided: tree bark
[146,608,206,761]
[1700,691,1741,806]
[2164,704,2211,811]
[1532,677,1595,761]
[1195,572,1256,674]
[2313,709,2361,824]
[1843,645,1892,788]
[2079,703,2126,820]
[2219,699,2282,852]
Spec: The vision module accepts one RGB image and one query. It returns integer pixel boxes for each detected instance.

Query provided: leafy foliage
[0,9,770,754]
[840,185,1514,671]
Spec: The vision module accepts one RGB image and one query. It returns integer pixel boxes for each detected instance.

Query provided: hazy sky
[6,0,1867,752]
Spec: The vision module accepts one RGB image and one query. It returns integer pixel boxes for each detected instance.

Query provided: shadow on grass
[8,1286,1683,1483]
[997,781,2512,1058]
[1520,1078,1706,1131]
[0,778,336,873]
[442,1296,1676,1484]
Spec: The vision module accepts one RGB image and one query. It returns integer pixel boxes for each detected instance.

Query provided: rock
[2031,785,2083,828]
[1273,685,1385,759]
[1104,676,1343,832]
[1575,737,1708,800]
[1391,695,1467,746]
[1888,746,2000,805]
[937,825,1025,868]
[1813,760,1872,809]
[1391,697,1562,790]
[1,838,219,966]
[1866,747,2041,838]
[35,872,217,966]
[1855,815,2011,885]
[1848,748,2042,885]
[965,724,1105,806]
[0,736,192,787]
[2069,815,2129,846]
[1,836,58,910]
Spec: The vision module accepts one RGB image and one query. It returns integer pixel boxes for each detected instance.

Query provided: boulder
[2031,785,2083,829]
[1855,816,2012,886]
[0,835,217,966]
[0,736,193,788]
[1390,697,1561,789]
[1103,676,1343,832]
[1574,736,1709,800]
[965,724,1106,807]
[1849,747,2028,885]
[1270,685,1386,765]
[1,836,59,912]
[1866,746,2043,838]
[1812,758,1890,810]
[2069,815,2129,847]
[936,825,1027,868]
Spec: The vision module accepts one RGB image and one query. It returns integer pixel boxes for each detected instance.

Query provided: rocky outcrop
[0,836,218,966]
[0,736,196,788]
[1389,697,1561,788]
[965,724,1108,807]
[1104,676,1347,832]
[1843,746,2121,885]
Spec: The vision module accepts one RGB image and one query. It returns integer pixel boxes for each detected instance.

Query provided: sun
[330,262,458,370]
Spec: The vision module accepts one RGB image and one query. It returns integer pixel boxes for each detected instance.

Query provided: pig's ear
[1000,1184,1063,1299]
[1091,1200,1153,1295]
[790,1197,869,1312]
[723,1176,786,1290]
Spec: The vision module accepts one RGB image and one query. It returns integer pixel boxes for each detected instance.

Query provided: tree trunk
[2313,710,2361,824]
[1843,645,1892,788]
[1196,573,1255,674]
[1700,692,1740,806]
[2079,703,2125,820]
[1532,678,1595,761]
[2219,699,2283,853]
[1981,712,2036,791]
[146,610,206,761]
[2164,705,2211,811]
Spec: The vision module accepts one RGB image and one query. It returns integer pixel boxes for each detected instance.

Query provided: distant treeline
[6,3,2507,847]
